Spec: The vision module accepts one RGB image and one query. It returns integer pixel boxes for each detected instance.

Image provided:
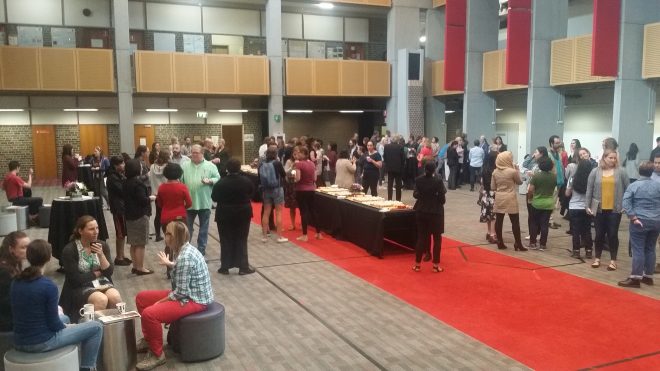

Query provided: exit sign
[196,111,208,119]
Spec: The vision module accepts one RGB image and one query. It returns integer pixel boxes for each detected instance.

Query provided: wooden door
[32,125,58,180]
[134,125,155,153]
[79,125,109,158]
[222,125,244,163]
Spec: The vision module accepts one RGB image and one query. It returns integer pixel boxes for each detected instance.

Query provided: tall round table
[48,196,109,263]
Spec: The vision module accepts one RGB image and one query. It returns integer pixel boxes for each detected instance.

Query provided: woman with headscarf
[491,151,527,251]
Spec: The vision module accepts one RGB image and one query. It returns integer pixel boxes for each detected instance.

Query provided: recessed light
[146,108,178,112]
[444,110,455,114]
[317,2,334,10]
[0,109,25,112]
[419,35,427,43]
[339,110,363,114]
[63,108,98,112]
[286,110,313,113]
[219,109,248,113]
[496,108,503,111]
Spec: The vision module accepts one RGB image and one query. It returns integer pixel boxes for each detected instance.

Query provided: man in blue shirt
[618,161,660,287]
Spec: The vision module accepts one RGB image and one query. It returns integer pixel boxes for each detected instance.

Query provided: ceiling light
[444,110,455,114]
[496,108,503,111]
[317,2,334,9]
[0,109,25,112]
[146,108,178,112]
[219,109,248,113]
[63,108,98,112]
[339,110,363,114]
[285,110,313,113]
[419,35,427,43]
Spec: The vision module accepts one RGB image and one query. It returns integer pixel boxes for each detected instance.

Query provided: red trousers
[135,290,207,356]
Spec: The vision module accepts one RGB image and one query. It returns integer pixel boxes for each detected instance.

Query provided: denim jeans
[629,218,660,278]
[594,211,622,260]
[15,320,103,368]
[186,208,211,256]
[469,166,482,190]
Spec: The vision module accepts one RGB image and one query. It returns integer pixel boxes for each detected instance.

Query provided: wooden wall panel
[286,58,315,96]
[79,125,109,158]
[433,0,447,7]
[0,47,40,90]
[236,56,269,95]
[314,60,341,96]
[40,48,77,91]
[574,35,593,83]
[136,51,173,93]
[173,53,205,93]
[365,61,390,96]
[206,55,236,94]
[32,126,58,180]
[328,0,391,6]
[550,38,574,85]
[642,22,660,79]
[432,60,463,96]
[76,49,114,91]
[340,61,366,96]
[482,51,500,91]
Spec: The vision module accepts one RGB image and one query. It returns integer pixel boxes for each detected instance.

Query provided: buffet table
[240,165,261,202]
[312,190,417,258]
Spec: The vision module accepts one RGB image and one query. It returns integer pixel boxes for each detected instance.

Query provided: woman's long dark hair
[0,231,27,277]
[17,240,51,281]
[481,151,498,190]
[572,159,592,194]
[624,142,639,164]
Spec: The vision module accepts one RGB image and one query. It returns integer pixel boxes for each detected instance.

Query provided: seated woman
[60,215,122,323]
[0,231,29,331]
[11,239,103,371]
[135,221,214,371]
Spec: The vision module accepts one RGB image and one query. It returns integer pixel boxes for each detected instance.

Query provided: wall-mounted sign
[196,111,208,119]
[243,134,254,142]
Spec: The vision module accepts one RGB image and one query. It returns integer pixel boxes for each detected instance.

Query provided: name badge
[92,279,100,288]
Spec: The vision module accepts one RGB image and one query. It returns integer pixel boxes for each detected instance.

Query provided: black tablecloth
[77,166,94,192]
[241,171,262,202]
[313,192,417,257]
[48,197,109,261]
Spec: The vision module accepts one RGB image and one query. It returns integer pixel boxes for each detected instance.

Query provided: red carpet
[251,203,660,370]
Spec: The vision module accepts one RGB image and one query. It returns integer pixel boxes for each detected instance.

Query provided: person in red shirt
[156,163,192,278]
[2,161,42,224]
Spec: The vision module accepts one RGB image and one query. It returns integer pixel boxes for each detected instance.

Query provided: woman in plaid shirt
[134,221,214,370]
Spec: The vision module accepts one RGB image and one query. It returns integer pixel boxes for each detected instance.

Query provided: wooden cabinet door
[222,125,243,163]
[32,125,58,180]
[134,125,155,153]
[79,125,109,158]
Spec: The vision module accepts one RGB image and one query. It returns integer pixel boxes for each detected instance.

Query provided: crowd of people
[0,131,659,370]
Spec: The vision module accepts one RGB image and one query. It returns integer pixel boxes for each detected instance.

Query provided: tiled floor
[7,183,658,370]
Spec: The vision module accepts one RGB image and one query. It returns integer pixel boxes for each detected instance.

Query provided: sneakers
[538,245,546,251]
[585,250,593,259]
[529,242,538,250]
[136,350,166,371]
[136,338,149,353]
[276,237,288,243]
[570,250,581,259]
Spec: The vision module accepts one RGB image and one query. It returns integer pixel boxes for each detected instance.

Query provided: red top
[561,151,569,169]
[3,172,24,200]
[156,182,192,225]
[418,146,433,167]
[294,160,317,192]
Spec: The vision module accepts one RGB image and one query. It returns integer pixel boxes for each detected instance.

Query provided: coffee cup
[87,191,94,197]
[116,302,126,314]
[79,303,95,321]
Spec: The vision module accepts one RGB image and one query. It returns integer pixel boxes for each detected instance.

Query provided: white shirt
[469,146,485,168]
[258,144,268,159]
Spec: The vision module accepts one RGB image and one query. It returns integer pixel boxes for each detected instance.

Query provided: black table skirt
[77,166,94,192]
[312,192,417,257]
[241,171,262,202]
[48,197,109,261]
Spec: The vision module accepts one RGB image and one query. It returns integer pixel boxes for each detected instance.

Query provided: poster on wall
[51,28,76,48]
[17,26,43,47]
[183,34,204,54]
[153,32,176,52]
[288,40,306,58]
[307,41,326,59]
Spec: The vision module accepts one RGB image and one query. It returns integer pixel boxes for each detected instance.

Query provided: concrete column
[386,3,424,138]
[612,0,660,160]
[424,7,447,144]
[112,0,135,155]
[525,0,568,153]
[462,0,498,140]
[266,0,284,135]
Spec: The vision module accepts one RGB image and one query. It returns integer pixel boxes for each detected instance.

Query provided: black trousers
[448,165,460,189]
[217,218,250,271]
[495,213,523,247]
[529,206,552,246]
[10,197,43,216]
[386,171,402,201]
[154,205,162,237]
[469,166,482,190]
[415,212,442,264]
[594,211,621,260]
[569,209,593,251]
[296,191,316,235]
[362,172,379,197]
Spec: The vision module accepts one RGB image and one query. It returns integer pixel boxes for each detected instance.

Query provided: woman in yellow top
[585,149,630,271]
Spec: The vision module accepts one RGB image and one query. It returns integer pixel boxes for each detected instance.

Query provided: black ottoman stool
[168,302,225,362]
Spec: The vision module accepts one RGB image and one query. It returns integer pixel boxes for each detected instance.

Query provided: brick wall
[243,112,262,160]
[155,124,223,147]
[0,126,34,177]
[107,125,121,158]
[55,126,81,180]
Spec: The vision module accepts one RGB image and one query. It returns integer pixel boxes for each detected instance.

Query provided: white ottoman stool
[4,345,79,371]
[4,206,27,231]
[0,214,17,237]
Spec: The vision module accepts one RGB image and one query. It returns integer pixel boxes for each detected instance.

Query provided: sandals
[591,259,600,268]
[607,262,617,271]
[412,265,421,272]
[432,265,444,273]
